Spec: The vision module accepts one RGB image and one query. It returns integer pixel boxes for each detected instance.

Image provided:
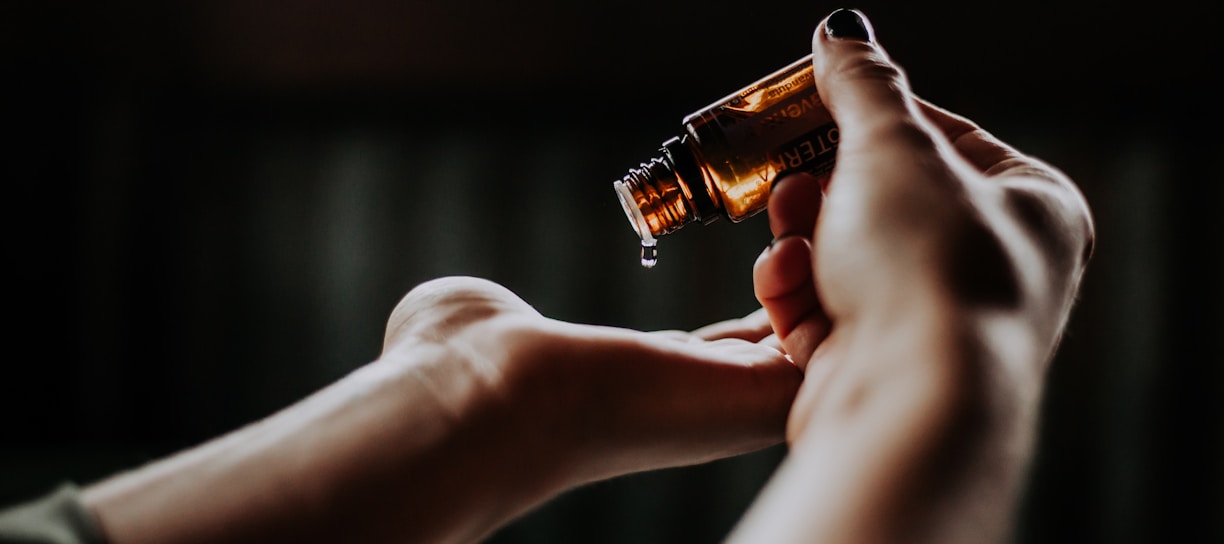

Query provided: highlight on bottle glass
[613,54,840,267]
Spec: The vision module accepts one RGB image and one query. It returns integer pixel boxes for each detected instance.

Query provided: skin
[79,8,1094,544]
[731,9,1093,543]
[80,279,801,544]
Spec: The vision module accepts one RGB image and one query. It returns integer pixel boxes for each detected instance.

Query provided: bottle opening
[614,180,657,246]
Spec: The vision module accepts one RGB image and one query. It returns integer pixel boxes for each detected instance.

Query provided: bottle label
[679,56,840,221]
[702,59,839,182]
[764,122,839,178]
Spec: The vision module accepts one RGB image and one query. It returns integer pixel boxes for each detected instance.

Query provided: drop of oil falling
[640,240,658,268]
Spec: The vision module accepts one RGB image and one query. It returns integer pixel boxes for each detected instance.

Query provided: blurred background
[2,1,1221,542]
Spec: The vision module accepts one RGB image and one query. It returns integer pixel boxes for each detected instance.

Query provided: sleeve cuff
[0,483,107,544]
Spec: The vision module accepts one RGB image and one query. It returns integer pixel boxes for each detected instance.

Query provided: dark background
[3,1,1221,542]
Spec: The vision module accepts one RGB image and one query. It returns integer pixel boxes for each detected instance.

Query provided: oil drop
[640,240,658,268]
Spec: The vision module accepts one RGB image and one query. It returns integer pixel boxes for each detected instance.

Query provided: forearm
[81,344,561,544]
[730,305,1041,544]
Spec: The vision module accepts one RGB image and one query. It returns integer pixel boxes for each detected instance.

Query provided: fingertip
[754,236,810,290]
[820,8,875,43]
[759,333,786,355]
[768,173,824,239]
[811,7,915,138]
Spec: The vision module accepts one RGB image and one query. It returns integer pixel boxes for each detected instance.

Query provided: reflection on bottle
[613,54,838,265]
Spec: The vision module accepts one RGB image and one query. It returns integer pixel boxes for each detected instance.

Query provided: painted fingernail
[825,8,873,42]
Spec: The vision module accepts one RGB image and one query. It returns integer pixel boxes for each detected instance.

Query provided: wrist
[788,299,1016,441]
[347,321,576,542]
[81,318,574,544]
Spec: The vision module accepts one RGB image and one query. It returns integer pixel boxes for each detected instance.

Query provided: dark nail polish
[825,8,872,42]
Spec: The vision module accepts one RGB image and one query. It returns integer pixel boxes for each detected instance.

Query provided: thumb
[812,9,918,153]
[809,8,966,301]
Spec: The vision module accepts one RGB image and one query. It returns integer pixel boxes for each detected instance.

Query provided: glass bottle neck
[613,136,718,240]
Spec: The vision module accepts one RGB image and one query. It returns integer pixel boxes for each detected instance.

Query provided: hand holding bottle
[22,9,1096,544]
[734,8,1095,543]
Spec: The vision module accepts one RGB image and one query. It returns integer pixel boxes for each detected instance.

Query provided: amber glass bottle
[613,54,838,247]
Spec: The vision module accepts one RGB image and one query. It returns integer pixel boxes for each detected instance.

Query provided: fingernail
[825,8,873,42]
